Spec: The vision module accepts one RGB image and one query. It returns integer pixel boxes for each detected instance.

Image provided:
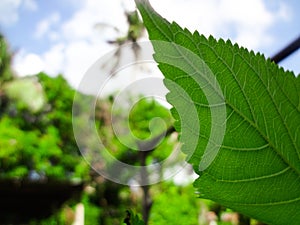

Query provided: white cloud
[13,44,65,77]
[219,0,273,27]
[14,40,111,87]
[0,0,38,26]
[221,0,291,50]
[34,12,61,39]
[13,0,294,89]
[151,0,291,50]
[42,43,65,75]
[15,0,127,87]
[63,40,111,87]
[0,0,22,26]
[14,52,45,76]
[61,0,128,41]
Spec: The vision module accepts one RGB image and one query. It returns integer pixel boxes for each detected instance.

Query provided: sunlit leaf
[136,1,300,224]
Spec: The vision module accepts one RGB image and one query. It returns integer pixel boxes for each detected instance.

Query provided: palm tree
[95,9,145,75]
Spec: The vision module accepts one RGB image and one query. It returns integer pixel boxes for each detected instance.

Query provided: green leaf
[4,77,46,113]
[123,210,145,225]
[135,1,300,224]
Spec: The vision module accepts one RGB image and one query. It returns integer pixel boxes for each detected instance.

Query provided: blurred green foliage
[0,33,250,225]
[0,34,14,84]
[129,98,172,140]
[123,209,145,225]
[0,33,181,224]
[149,182,201,225]
[4,77,46,113]
[0,36,88,181]
[85,96,176,167]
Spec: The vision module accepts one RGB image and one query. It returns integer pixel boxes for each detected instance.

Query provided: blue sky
[0,0,299,88]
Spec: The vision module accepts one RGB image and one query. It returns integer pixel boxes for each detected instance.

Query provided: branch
[271,35,300,63]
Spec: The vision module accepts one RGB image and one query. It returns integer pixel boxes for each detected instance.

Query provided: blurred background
[0,0,299,224]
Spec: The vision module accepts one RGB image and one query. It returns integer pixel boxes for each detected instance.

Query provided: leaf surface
[135,1,300,224]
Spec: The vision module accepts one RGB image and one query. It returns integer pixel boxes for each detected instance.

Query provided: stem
[139,149,152,224]
[137,126,175,224]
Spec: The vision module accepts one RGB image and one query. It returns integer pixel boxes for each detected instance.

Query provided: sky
[0,0,299,89]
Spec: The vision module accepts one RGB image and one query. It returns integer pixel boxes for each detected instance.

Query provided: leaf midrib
[141,2,300,176]
[202,171,300,205]
[234,50,299,160]
[165,34,299,176]
[173,24,300,176]
[221,196,300,206]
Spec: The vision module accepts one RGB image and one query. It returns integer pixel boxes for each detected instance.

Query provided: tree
[0,34,14,85]
[0,72,88,181]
